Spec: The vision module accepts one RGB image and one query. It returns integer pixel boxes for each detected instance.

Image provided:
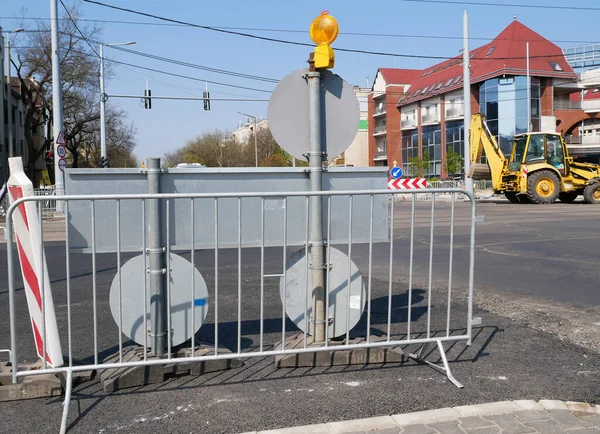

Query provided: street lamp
[4,28,24,158]
[238,111,258,167]
[99,41,136,167]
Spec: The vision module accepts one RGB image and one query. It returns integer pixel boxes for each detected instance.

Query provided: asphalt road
[0,200,599,433]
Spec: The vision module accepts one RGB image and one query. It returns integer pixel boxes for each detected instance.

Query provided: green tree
[408,150,432,178]
[445,147,464,178]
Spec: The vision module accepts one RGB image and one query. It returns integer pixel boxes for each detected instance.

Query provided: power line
[54,2,275,94]
[107,45,279,83]
[2,16,598,45]
[397,0,600,11]
[79,0,590,62]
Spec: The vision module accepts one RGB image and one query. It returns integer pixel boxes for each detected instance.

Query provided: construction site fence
[3,188,477,433]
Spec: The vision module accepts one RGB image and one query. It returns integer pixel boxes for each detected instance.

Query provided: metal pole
[254,117,258,167]
[147,157,166,356]
[306,64,326,343]
[463,11,473,194]
[99,44,108,168]
[7,38,13,158]
[526,42,531,132]
[50,0,65,207]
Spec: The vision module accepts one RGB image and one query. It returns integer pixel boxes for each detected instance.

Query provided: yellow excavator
[468,113,600,204]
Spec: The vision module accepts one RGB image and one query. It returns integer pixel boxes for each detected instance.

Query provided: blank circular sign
[109,253,209,348]
[268,69,360,162]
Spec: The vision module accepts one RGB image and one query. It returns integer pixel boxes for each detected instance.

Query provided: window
[549,62,563,71]
[486,46,496,57]
[435,81,444,90]
[421,87,429,95]
[454,75,462,84]
[444,78,453,87]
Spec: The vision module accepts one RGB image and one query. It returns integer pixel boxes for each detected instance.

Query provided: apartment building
[368,19,599,177]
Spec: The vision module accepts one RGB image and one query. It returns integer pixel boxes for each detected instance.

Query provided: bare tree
[11,5,137,181]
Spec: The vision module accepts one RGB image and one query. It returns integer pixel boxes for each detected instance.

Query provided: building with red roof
[367,18,600,177]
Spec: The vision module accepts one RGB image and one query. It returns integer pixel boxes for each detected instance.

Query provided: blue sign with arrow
[390,167,403,179]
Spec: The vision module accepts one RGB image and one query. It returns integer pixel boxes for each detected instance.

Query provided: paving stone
[578,414,600,426]
[523,419,570,434]
[400,425,436,434]
[457,416,497,429]
[514,400,546,411]
[514,410,552,422]
[454,401,519,417]
[467,428,501,434]
[549,410,594,429]
[483,413,535,433]
[367,428,401,434]
[540,400,569,411]
[426,420,466,434]
[328,416,397,433]
[562,429,600,433]
[393,408,462,426]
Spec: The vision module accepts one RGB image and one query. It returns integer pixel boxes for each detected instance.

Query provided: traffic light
[45,150,54,166]
[144,89,152,109]
[203,91,210,111]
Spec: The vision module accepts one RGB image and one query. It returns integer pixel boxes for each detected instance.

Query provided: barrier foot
[408,340,463,389]
[59,371,73,434]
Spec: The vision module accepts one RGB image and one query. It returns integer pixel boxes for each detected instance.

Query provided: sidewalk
[242,400,600,433]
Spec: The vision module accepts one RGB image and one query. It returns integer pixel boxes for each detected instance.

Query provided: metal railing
[401,119,417,129]
[445,107,464,118]
[4,189,477,433]
[554,100,582,110]
[421,114,439,124]
[392,180,497,201]
[374,124,387,134]
[33,186,59,219]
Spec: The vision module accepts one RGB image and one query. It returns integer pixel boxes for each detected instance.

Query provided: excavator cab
[509,133,568,175]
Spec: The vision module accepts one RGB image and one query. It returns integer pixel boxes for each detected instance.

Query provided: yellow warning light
[309,11,338,69]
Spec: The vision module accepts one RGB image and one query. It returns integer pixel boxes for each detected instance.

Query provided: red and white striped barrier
[388,178,427,190]
[7,158,63,367]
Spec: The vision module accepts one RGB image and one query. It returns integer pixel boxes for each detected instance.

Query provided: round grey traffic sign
[280,247,365,338]
[109,252,209,347]
[268,68,360,162]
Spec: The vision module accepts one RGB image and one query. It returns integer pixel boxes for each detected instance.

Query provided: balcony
[421,113,439,124]
[373,124,387,135]
[373,150,387,160]
[581,68,600,87]
[374,99,387,116]
[554,100,582,110]
[445,106,464,119]
[583,99,600,113]
[401,119,417,129]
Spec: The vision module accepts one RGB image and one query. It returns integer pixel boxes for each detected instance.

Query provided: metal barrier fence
[33,186,59,219]
[5,188,476,433]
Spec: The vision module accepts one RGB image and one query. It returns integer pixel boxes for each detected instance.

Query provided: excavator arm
[468,113,508,191]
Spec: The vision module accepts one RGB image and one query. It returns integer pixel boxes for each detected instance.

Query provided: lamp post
[5,28,24,159]
[99,41,136,167]
[238,111,258,167]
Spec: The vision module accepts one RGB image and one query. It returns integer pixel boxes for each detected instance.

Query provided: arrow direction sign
[390,167,403,179]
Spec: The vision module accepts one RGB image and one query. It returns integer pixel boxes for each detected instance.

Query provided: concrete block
[392,408,461,426]
[327,416,397,433]
[275,334,405,368]
[100,343,244,392]
[0,374,63,401]
[539,400,568,410]
[513,400,545,411]
[454,401,518,417]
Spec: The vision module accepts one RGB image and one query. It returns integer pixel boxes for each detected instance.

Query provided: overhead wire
[56,1,274,93]
[396,0,600,12]
[80,0,594,62]
[2,16,598,44]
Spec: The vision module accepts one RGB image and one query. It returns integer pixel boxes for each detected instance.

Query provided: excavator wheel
[558,191,578,203]
[518,194,530,204]
[583,183,600,204]
[505,192,519,203]
[527,170,560,204]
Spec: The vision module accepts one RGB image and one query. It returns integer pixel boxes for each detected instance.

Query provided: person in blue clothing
[546,140,563,168]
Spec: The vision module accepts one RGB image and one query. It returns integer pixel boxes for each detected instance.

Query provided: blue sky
[2,0,599,164]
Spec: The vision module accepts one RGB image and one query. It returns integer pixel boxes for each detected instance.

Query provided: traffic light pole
[99,44,108,168]
[307,58,327,343]
[50,0,65,207]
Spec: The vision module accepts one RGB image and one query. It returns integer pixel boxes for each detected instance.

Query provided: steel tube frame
[306,70,327,343]
[146,158,166,356]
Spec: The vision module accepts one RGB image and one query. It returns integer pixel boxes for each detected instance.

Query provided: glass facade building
[479,76,540,155]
